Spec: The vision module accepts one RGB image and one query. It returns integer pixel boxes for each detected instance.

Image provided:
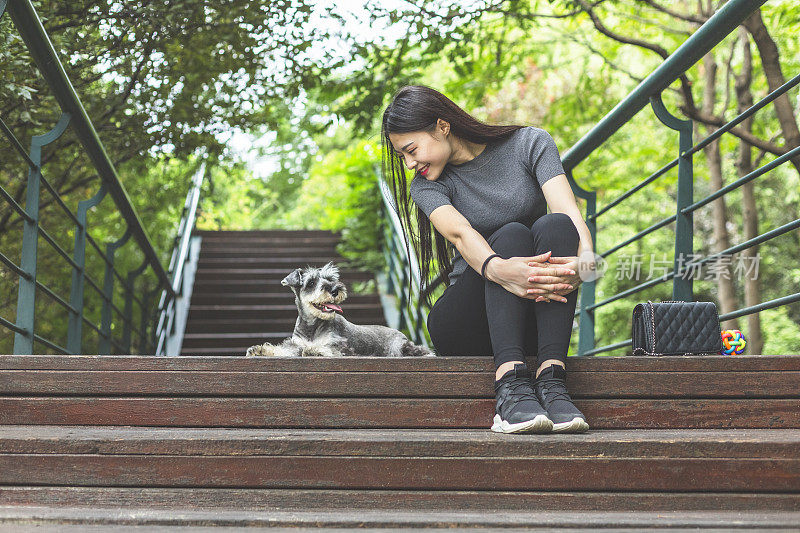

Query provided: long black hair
[380,85,525,309]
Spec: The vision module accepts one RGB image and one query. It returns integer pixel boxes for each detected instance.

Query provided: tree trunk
[700,49,740,330]
[741,9,800,173]
[733,27,764,354]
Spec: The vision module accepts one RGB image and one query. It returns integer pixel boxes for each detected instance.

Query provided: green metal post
[67,182,107,353]
[577,179,597,356]
[140,287,159,354]
[123,257,149,353]
[650,93,694,301]
[99,225,132,354]
[13,112,71,354]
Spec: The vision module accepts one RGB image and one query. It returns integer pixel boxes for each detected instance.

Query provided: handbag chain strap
[636,300,696,357]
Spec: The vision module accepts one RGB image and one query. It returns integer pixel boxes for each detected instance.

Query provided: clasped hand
[492,251,581,303]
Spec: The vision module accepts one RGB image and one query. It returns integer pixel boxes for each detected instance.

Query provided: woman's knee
[488,222,535,255]
[532,213,579,246]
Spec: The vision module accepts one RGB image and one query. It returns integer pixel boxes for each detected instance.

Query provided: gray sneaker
[491,363,554,434]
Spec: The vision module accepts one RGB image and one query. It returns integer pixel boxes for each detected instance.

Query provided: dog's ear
[281,268,303,289]
[320,261,340,280]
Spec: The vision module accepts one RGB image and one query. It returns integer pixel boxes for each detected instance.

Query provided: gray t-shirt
[409,126,566,287]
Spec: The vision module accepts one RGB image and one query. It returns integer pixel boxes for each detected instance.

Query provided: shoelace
[536,377,574,407]
[498,376,538,411]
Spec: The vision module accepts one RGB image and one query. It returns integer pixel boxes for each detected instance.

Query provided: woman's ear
[436,118,450,136]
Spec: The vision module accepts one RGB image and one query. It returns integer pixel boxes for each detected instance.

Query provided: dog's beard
[304,290,347,321]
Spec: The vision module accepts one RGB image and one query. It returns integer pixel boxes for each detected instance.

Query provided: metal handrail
[5,0,173,292]
[0,1,198,355]
[155,161,206,356]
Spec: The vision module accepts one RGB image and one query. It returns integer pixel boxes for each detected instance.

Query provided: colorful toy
[720,329,746,355]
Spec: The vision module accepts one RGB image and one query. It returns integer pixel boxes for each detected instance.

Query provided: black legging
[426,212,580,371]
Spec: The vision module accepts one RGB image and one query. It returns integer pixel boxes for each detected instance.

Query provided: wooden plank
[187,304,382,321]
[183,318,299,334]
[1,354,799,372]
[188,293,379,305]
[0,398,798,428]
[0,355,495,371]
[180,334,296,349]
[197,257,352,266]
[0,454,797,492]
[0,427,798,459]
[2,370,799,398]
[194,268,374,278]
[1,506,799,529]
[199,249,340,257]
[2,486,798,512]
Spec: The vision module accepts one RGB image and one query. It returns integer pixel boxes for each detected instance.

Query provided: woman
[381,85,595,434]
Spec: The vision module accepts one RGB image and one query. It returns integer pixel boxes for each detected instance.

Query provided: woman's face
[388,120,452,181]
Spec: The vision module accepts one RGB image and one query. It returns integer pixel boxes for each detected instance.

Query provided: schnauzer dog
[245,262,435,357]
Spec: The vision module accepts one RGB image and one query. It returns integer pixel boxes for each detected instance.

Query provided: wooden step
[1,355,798,429]
[198,247,340,258]
[182,317,392,335]
[183,318,302,333]
[180,332,293,349]
[187,292,380,306]
[2,366,798,398]
[0,486,798,513]
[195,258,355,269]
[197,240,341,251]
[187,303,385,321]
[190,279,377,293]
[0,427,797,492]
[193,229,341,237]
[196,236,341,246]
[1,426,796,459]
[193,268,375,281]
[1,393,797,428]
[1,506,798,529]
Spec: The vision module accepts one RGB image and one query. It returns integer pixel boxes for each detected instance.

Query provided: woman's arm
[541,174,593,255]
[457,225,574,302]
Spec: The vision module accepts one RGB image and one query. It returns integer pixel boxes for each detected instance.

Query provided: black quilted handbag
[631,300,724,356]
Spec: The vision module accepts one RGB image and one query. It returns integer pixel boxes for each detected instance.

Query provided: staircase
[0,353,798,529]
[181,229,388,356]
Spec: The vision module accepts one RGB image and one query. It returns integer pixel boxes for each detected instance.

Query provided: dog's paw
[400,341,437,357]
[245,343,277,357]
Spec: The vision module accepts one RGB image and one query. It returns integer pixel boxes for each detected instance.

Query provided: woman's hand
[528,255,582,303]
[488,251,575,303]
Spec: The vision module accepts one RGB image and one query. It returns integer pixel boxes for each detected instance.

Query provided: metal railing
[379,0,798,356]
[560,0,799,356]
[0,0,202,355]
[154,162,205,356]
[376,173,431,347]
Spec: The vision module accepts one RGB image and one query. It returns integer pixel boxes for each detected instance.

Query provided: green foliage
[282,139,386,280]
[760,306,800,355]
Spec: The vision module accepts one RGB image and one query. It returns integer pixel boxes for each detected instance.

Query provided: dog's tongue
[324,303,343,314]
